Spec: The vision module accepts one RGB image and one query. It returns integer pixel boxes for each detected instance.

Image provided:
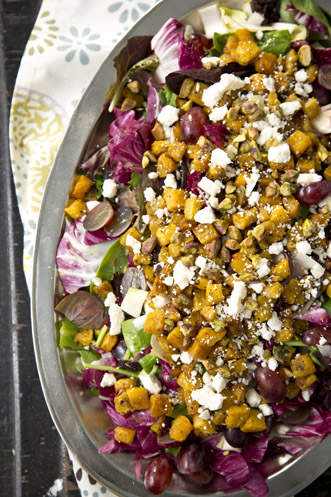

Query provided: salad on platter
[54,0,331,495]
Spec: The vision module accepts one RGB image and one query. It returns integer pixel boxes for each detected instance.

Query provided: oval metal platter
[31,1,331,496]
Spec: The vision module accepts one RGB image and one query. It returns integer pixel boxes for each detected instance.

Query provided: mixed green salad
[55,1,331,495]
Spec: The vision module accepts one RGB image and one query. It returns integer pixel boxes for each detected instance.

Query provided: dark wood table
[0,1,330,496]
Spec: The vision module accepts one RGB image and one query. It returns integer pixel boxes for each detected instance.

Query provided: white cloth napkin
[9,0,160,495]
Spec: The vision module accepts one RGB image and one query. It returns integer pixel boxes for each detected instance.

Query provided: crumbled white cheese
[246,388,261,408]
[210,148,232,167]
[164,173,177,189]
[195,256,208,269]
[157,105,180,127]
[263,77,275,92]
[297,173,321,186]
[164,276,174,286]
[191,385,225,411]
[268,142,291,163]
[227,281,247,316]
[303,83,313,94]
[201,56,220,68]
[92,277,103,287]
[256,258,270,278]
[267,113,282,127]
[173,260,196,290]
[194,206,216,224]
[259,403,273,416]
[250,282,264,294]
[296,240,312,255]
[108,303,125,335]
[212,373,226,393]
[202,74,246,108]
[209,196,219,208]
[100,373,116,388]
[209,105,228,122]
[180,351,194,364]
[257,126,283,146]
[302,389,311,401]
[86,200,100,211]
[327,242,331,259]
[268,357,278,371]
[153,294,171,309]
[198,176,221,197]
[102,179,117,199]
[294,69,307,82]
[245,170,260,196]
[269,242,283,255]
[144,187,156,202]
[267,312,282,331]
[104,292,117,307]
[256,30,263,40]
[126,234,141,254]
[142,214,150,224]
[248,191,261,206]
[139,370,162,394]
[148,172,159,180]
[279,101,302,116]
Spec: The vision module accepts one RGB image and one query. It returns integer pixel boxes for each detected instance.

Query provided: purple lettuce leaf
[297,306,331,326]
[108,108,152,184]
[159,359,180,390]
[146,78,161,124]
[79,145,110,179]
[243,437,269,464]
[84,228,109,246]
[209,451,250,488]
[55,291,104,329]
[314,47,331,66]
[56,220,112,293]
[187,171,202,195]
[202,123,228,148]
[243,465,269,497]
[287,3,329,35]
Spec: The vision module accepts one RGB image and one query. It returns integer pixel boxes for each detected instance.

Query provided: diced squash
[282,196,300,219]
[235,28,254,41]
[262,282,284,299]
[184,197,205,221]
[167,141,187,162]
[189,327,226,360]
[233,40,261,66]
[114,392,131,414]
[163,188,188,212]
[193,224,219,245]
[241,409,267,432]
[157,153,178,177]
[200,305,217,322]
[114,426,136,444]
[270,258,291,280]
[114,378,138,392]
[254,51,277,74]
[151,140,170,157]
[225,404,251,428]
[177,371,203,391]
[127,387,150,410]
[294,374,318,390]
[302,98,321,120]
[144,310,165,335]
[230,252,253,274]
[100,333,118,352]
[206,283,224,305]
[74,329,93,347]
[183,390,200,415]
[64,199,87,219]
[192,414,217,438]
[169,415,193,442]
[274,327,295,344]
[167,326,184,349]
[269,205,290,224]
[286,130,312,158]
[93,280,113,298]
[120,226,143,247]
[232,210,257,230]
[150,394,173,417]
[150,415,170,436]
[290,354,316,377]
[156,223,178,246]
[72,175,94,199]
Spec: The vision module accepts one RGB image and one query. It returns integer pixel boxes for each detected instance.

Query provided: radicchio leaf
[55,291,104,329]
[187,171,202,195]
[79,145,110,179]
[210,451,250,488]
[202,123,228,147]
[298,306,331,326]
[56,220,113,293]
[165,63,254,94]
[146,78,161,124]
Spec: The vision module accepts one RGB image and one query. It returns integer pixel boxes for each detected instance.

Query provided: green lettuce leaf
[159,85,178,107]
[213,32,232,54]
[291,0,331,36]
[256,30,292,56]
[95,238,128,282]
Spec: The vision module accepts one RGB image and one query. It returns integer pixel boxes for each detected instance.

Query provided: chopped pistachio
[298,44,312,67]
[218,198,233,211]
[318,143,329,162]
[280,182,298,196]
[179,78,195,98]
[225,182,236,194]
[245,298,257,310]
[302,218,313,237]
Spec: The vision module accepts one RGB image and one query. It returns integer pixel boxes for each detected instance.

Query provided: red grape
[83,201,114,231]
[295,180,331,205]
[223,427,248,448]
[255,367,286,403]
[104,206,133,237]
[144,456,173,494]
[188,33,212,56]
[312,81,330,106]
[302,325,331,346]
[181,107,208,142]
[176,442,205,475]
[318,65,331,91]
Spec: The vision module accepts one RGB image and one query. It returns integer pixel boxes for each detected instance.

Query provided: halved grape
[181,107,208,142]
[176,442,205,475]
[83,201,114,231]
[302,324,331,346]
[188,33,212,56]
[295,180,331,205]
[255,367,286,403]
[318,65,331,91]
[104,206,133,238]
[223,427,248,448]
[144,456,173,494]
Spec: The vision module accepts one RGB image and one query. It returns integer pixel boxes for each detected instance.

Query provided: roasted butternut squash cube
[282,196,300,219]
[271,258,291,280]
[269,205,290,224]
[151,139,170,157]
[241,409,267,432]
[150,415,170,436]
[193,224,219,245]
[254,51,277,75]
[262,282,284,299]
[114,392,131,414]
[189,327,226,360]
[64,199,87,219]
[167,326,184,349]
[206,283,224,305]
[150,394,173,417]
[93,280,113,298]
[144,310,165,335]
[114,378,137,393]
[74,329,93,347]
[232,209,257,230]
[235,28,254,41]
[177,371,203,391]
[233,40,261,66]
[230,252,253,274]
[167,141,187,162]
[183,390,200,415]
[157,153,178,177]
[274,327,295,344]
[163,188,188,212]
[225,404,251,429]
[169,415,193,442]
[290,354,316,377]
[72,175,94,199]
[302,98,321,120]
[100,333,118,352]
[287,130,312,158]
[294,374,318,390]
[120,226,143,247]
[200,305,217,322]
[184,197,205,221]
[114,426,136,444]
[156,223,178,246]
[192,414,217,438]
[127,387,150,410]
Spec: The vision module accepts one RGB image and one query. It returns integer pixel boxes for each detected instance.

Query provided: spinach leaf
[80,348,101,364]
[165,447,182,457]
[95,238,128,282]
[94,172,105,199]
[300,204,310,221]
[292,0,331,36]
[122,318,151,358]
[159,85,178,107]
[59,318,79,350]
[280,0,295,23]
[129,171,141,190]
[213,32,232,54]
[138,354,157,374]
[166,404,189,419]
[322,296,331,317]
[256,30,292,56]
